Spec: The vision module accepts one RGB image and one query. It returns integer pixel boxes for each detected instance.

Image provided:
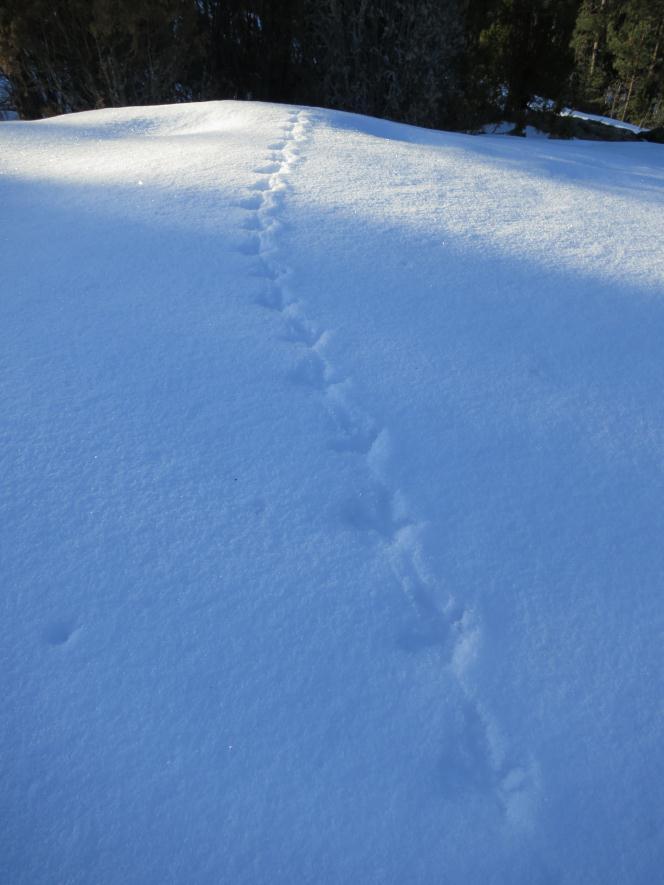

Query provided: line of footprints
[234,109,538,829]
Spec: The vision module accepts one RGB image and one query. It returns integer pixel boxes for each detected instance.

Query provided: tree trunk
[589,37,599,77]
[621,74,635,121]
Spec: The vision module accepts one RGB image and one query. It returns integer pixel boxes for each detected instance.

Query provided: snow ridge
[235,108,539,830]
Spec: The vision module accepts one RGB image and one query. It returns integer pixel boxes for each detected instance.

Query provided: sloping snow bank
[561,106,645,133]
[1,101,663,884]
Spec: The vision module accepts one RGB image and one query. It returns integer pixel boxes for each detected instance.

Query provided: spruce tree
[571,0,614,105]
[479,0,578,131]
[608,0,664,125]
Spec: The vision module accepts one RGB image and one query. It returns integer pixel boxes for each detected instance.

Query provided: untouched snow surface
[1,101,663,884]
[560,107,646,133]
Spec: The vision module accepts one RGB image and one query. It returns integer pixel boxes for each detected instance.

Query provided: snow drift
[1,101,663,884]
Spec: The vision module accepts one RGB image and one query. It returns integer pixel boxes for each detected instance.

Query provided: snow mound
[1,100,663,884]
[561,106,646,133]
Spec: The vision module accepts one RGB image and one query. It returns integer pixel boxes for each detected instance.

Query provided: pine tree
[608,0,664,125]
[479,0,579,131]
[0,0,196,118]
[571,0,614,105]
[303,0,463,129]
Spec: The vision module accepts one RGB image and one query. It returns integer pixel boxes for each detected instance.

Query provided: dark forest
[1,1,663,132]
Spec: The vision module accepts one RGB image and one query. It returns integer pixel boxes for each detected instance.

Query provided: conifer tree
[304,0,463,128]
[0,0,196,118]
[478,0,578,130]
[1,0,663,132]
[571,0,614,104]
[608,0,664,125]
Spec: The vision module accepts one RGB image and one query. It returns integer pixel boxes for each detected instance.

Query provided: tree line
[1,1,662,131]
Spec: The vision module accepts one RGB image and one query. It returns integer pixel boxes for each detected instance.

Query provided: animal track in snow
[235,236,261,256]
[231,107,537,827]
[282,309,323,347]
[254,282,285,312]
[324,382,380,455]
[241,215,262,231]
[248,178,272,192]
[254,163,282,174]
[438,697,539,829]
[288,350,328,389]
[44,620,79,646]
[236,194,263,210]
[340,479,409,538]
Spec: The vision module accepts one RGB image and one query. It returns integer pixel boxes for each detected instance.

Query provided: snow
[482,120,550,137]
[1,100,663,884]
[560,106,646,133]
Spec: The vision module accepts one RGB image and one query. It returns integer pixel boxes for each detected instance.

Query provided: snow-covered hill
[1,101,663,884]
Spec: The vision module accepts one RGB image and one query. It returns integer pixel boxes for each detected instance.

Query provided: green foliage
[570,0,664,127]
[0,0,662,132]
[478,0,578,123]
[304,0,464,128]
[0,0,197,117]
[571,0,615,102]
[608,0,664,124]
